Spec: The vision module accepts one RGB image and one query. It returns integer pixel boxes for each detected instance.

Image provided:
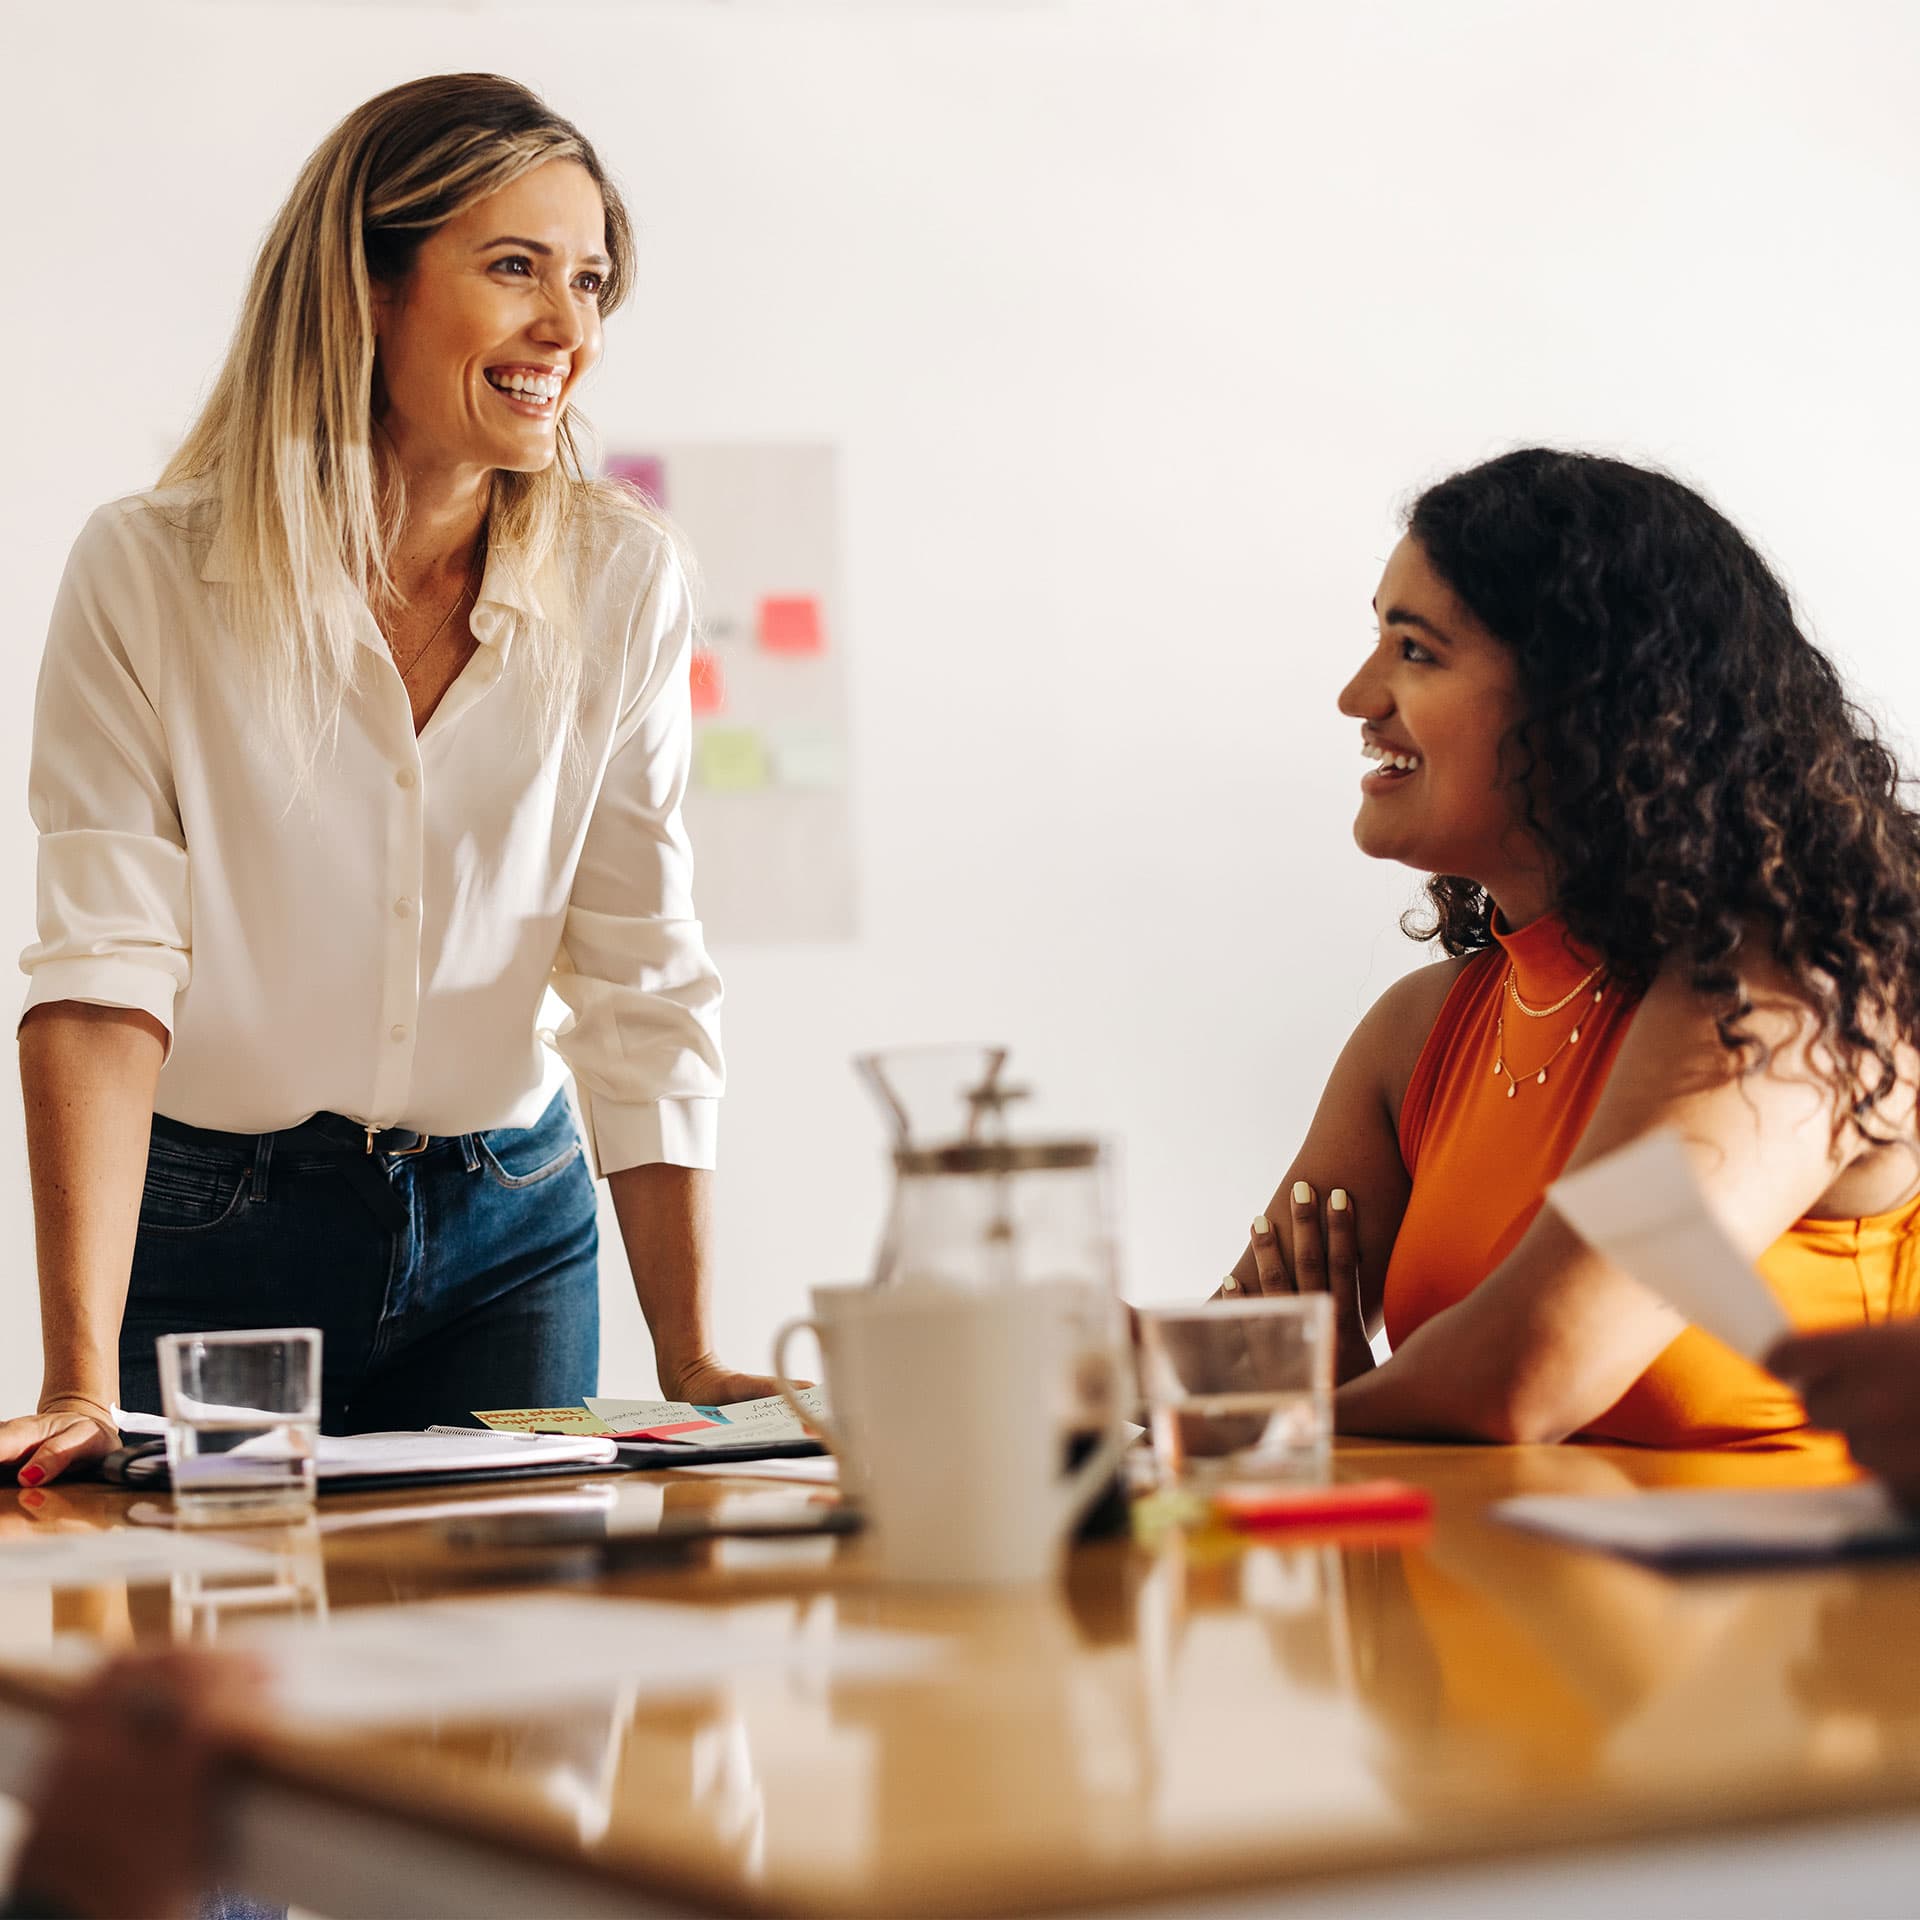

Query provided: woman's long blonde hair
[162,73,664,764]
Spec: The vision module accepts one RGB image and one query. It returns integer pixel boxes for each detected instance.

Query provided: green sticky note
[696,726,769,791]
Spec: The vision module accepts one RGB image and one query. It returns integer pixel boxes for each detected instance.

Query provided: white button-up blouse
[19,489,724,1173]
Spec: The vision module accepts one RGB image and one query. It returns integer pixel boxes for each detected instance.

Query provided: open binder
[98,1424,825,1495]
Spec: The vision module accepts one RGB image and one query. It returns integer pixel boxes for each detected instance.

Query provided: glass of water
[157,1328,322,1527]
[1137,1296,1333,1487]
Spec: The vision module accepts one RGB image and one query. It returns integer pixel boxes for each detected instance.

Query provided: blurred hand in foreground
[9,1647,268,1920]
[1770,1321,1920,1506]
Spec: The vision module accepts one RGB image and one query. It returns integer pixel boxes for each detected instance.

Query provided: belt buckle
[364,1125,432,1158]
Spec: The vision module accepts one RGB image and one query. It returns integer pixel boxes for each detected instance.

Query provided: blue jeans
[118,1088,599,1431]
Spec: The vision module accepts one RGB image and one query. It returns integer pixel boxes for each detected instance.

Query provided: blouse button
[389,1024,408,1043]
[393,898,413,919]
[395,768,417,790]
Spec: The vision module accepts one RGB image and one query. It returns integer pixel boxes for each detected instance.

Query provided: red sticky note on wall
[605,453,667,509]
[758,595,826,656]
[689,646,725,716]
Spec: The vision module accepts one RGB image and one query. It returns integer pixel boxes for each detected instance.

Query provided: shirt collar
[199,518,545,653]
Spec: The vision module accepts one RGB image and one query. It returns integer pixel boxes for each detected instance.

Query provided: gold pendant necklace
[1493,964,1607,1098]
[389,541,484,680]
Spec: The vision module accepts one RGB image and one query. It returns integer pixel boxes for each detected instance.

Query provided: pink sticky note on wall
[605,453,667,508]
[689,647,725,716]
[759,595,826,656]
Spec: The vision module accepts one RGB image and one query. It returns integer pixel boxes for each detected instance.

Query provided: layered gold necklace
[1492,961,1606,1098]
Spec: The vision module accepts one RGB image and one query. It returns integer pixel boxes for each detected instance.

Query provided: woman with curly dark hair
[1228,447,1920,1449]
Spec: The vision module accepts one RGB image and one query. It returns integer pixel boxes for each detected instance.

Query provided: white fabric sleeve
[18,507,190,1048]
[549,543,724,1174]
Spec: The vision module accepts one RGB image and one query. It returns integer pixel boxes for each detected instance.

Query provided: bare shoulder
[1354,952,1479,1111]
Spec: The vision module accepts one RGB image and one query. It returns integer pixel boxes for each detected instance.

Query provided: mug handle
[1054,1351,1133,1535]
[771,1316,840,1458]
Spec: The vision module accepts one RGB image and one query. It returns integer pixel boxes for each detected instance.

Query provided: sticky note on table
[473,1405,619,1437]
[695,727,769,792]
[604,452,667,508]
[1547,1129,1791,1361]
[689,647,725,716]
[758,595,826,656]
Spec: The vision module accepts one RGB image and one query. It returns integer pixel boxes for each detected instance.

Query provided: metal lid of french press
[874,1049,1105,1175]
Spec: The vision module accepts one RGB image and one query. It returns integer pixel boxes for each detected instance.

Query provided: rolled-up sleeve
[549,544,724,1174]
[19,508,190,1046]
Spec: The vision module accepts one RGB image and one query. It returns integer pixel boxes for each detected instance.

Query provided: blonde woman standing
[2,74,774,1484]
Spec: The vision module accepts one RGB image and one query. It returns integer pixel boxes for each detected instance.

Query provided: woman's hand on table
[0,1395,122,1487]
[662,1355,811,1406]
[1247,1183,1377,1382]
[1769,1322,1920,1505]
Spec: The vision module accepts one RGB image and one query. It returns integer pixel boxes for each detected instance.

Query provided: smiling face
[370,158,609,483]
[1337,535,1550,915]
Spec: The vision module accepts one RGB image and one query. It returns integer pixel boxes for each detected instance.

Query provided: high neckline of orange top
[1489,911,1604,1004]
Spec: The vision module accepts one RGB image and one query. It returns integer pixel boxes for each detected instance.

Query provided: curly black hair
[1404,447,1920,1139]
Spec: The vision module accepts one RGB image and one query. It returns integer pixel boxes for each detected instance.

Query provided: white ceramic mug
[773,1281,1131,1586]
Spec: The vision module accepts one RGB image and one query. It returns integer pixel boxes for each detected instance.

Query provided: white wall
[2,0,1917,1412]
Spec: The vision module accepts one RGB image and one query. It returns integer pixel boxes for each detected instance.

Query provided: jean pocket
[138,1150,252,1236]
[477,1131,584,1191]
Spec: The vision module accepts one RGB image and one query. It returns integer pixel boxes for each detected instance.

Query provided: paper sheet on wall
[603,442,855,942]
[1546,1129,1791,1361]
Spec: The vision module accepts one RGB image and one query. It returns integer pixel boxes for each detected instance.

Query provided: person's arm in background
[1219,961,1463,1378]
[1,1007,166,1483]
[1327,949,1890,1443]
[549,534,782,1403]
[3,506,192,1482]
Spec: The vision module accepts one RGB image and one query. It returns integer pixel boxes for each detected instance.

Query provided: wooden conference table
[0,1439,1917,1918]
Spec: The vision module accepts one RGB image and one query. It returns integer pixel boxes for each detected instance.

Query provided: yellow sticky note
[472,1406,617,1436]
[696,727,769,792]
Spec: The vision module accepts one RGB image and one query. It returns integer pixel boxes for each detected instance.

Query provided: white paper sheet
[148,1592,937,1728]
[0,1529,278,1589]
[1546,1128,1792,1360]
[662,1456,841,1485]
[587,1388,825,1448]
[1496,1482,1919,1566]
[119,1427,619,1485]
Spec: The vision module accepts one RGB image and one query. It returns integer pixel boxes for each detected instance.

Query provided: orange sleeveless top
[1382,914,1920,1449]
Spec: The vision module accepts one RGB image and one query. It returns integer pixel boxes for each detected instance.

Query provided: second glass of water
[1137,1296,1333,1486]
[157,1328,322,1527]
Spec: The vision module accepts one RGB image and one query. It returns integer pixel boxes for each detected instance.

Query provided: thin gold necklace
[389,541,483,679]
[1506,960,1605,1019]
[1493,964,1607,1098]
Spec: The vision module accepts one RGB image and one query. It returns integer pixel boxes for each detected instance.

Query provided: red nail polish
[19,1466,44,1486]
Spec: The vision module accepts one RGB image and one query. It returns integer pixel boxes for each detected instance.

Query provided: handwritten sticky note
[689,647,725,717]
[696,727,769,792]
[1547,1129,1791,1361]
[473,1406,619,1437]
[758,595,826,657]
[604,452,667,508]
[769,727,846,791]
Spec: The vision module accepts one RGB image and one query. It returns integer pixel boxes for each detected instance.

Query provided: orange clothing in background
[1381,914,1920,1449]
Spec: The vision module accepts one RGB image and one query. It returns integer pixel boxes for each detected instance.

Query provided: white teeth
[488,370,563,401]
[1361,744,1421,772]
